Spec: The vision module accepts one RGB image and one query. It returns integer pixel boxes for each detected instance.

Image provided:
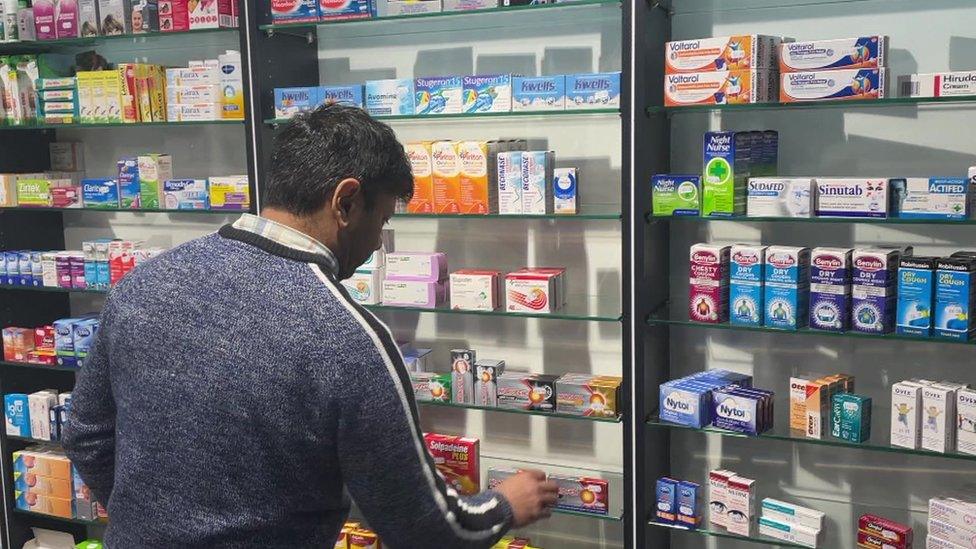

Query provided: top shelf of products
[0,28,239,55]
[649,95,976,115]
[260,0,620,33]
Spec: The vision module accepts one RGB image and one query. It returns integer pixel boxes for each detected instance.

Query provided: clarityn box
[565,72,620,110]
[746,178,814,218]
[431,140,461,214]
[815,177,889,218]
[761,498,825,531]
[406,141,435,213]
[956,388,976,456]
[893,177,968,220]
[117,157,140,208]
[779,36,887,73]
[900,70,976,98]
[450,349,475,404]
[896,256,937,337]
[729,244,765,327]
[81,178,119,209]
[935,256,976,340]
[449,269,500,311]
[655,477,678,524]
[809,247,853,332]
[764,246,810,331]
[365,78,415,116]
[652,175,700,216]
[702,131,750,217]
[664,70,777,107]
[381,279,446,308]
[473,359,504,407]
[758,516,820,548]
[665,35,784,73]
[781,68,886,102]
[415,76,462,115]
[890,380,925,449]
[342,269,383,304]
[462,74,511,113]
[496,151,523,214]
[511,75,565,112]
[521,150,553,215]
[553,167,579,215]
[922,383,957,453]
[689,243,730,324]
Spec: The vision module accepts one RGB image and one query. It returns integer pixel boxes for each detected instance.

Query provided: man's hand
[494,469,560,527]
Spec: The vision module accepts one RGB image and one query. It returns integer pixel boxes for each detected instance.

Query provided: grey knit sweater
[62,225,513,548]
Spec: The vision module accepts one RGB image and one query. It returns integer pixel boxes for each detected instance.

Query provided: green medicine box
[652,175,701,216]
[831,392,872,443]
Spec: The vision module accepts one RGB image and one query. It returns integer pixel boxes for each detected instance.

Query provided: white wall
[665,1,976,547]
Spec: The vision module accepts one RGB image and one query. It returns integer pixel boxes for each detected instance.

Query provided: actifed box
[758,517,820,548]
[462,74,511,113]
[814,178,889,218]
[892,177,968,220]
[415,76,462,115]
[565,72,620,110]
[664,70,777,107]
[746,178,814,218]
[900,70,976,98]
[364,78,415,116]
[781,68,886,102]
[779,36,887,73]
[511,75,565,112]
[729,244,765,327]
[665,34,785,73]
[896,256,937,337]
[652,175,700,216]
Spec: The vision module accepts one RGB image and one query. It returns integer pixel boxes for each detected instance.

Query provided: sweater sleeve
[334,316,513,548]
[62,298,118,506]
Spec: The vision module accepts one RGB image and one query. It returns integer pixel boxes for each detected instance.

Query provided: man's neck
[259,208,337,251]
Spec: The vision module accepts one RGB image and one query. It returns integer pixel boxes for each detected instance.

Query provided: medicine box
[890,380,925,449]
[496,151,523,214]
[831,392,871,442]
[956,388,976,456]
[652,175,700,216]
[443,0,495,9]
[473,359,504,407]
[781,68,887,103]
[189,0,235,28]
[521,150,553,215]
[896,256,937,337]
[496,372,557,412]
[129,0,158,33]
[928,519,976,549]
[665,35,784,73]
[462,74,511,113]
[406,141,435,213]
[858,514,914,548]
[383,0,442,16]
[809,247,853,332]
[410,372,451,402]
[342,269,383,305]
[703,131,750,217]
[431,140,461,214]
[423,433,480,495]
[761,498,825,532]
[511,75,565,112]
[922,383,957,453]
[136,154,173,209]
[900,70,976,98]
[274,87,320,119]
[209,175,249,210]
[386,252,447,282]
[5,394,30,437]
[49,142,84,172]
[365,79,415,116]
[935,256,976,340]
[72,318,98,368]
[28,390,57,441]
[319,0,371,21]
[552,167,579,215]
[729,244,765,327]
[893,177,968,220]
[450,349,475,404]
[456,140,496,214]
[415,76,462,115]
[319,85,363,108]
[664,70,777,107]
[551,475,608,516]
[779,36,887,73]
[450,269,500,311]
[677,480,701,528]
[655,477,678,524]
[708,469,734,529]
[505,268,564,313]
[689,243,730,324]
[565,72,620,110]
[158,0,189,32]
[764,246,810,330]
[162,179,208,210]
[555,374,621,418]
[758,516,820,548]
[725,475,756,536]
[747,178,813,218]
[815,177,889,218]
[381,279,446,308]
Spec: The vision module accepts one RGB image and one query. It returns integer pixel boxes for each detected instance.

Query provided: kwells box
[424,433,480,495]
[550,475,609,516]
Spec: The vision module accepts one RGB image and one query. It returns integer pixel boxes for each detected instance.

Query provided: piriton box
[431,141,461,214]
[406,141,435,213]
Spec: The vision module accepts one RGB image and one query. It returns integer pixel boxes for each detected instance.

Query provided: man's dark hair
[265,104,413,215]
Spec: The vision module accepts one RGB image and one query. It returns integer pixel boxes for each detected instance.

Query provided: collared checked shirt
[232,213,339,276]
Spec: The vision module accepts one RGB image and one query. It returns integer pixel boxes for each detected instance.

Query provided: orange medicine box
[664,70,777,107]
[457,140,497,214]
[432,141,461,214]
[348,529,381,549]
[406,141,435,213]
[424,432,480,495]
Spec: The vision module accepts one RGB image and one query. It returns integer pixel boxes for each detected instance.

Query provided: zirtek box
[496,371,557,412]
[896,256,937,337]
[781,68,886,102]
[779,36,887,73]
[665,34,784,73]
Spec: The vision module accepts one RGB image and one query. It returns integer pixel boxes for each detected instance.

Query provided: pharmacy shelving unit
[0,23,263,547]
[635,0,976,547]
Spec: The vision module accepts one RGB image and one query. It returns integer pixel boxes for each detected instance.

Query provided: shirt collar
[232,213,339,276]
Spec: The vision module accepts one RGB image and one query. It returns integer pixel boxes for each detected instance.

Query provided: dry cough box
[779,36,887,73]
[665,34,784,73]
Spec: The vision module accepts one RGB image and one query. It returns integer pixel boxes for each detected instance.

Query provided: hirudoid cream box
[450,269,500,311]
[450,349,475,404]
[900,70,976,98]
[424,432,480,495]
[665,35,784,73]
[758,516,820,548]
[761,498,825,531]
[779,36,887,73]
[665,70,777,107]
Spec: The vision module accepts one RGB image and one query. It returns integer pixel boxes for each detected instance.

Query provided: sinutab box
[815,178,889,218]
[664,70,777,107]
[900,70,976,98]
[781,68,886,103]
[779,36,887,73]
[665,34,784,73]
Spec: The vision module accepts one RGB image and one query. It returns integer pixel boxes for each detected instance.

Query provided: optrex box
[655,477,678,524]
[815,177,889,218]
[900,70,976,98]
[424,433,479,495]
[565,72,620,110]
[746,178,814,218]
[511,75,565,112]
[365,78,415,116]
[462,74,511,113]
[450,269,500,311]
[689,243,730,324]
[729,244,766,327]
[779,36,887,73]
[665,35,784,73]
[664,70,776,107]
[415,76,462,115]
[781,68,886,102]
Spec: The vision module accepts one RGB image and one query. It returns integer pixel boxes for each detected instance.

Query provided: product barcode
[900,80,919,97]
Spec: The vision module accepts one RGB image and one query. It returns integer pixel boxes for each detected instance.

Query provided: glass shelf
[13,509,102,526]
[672,0,878,15]
[647,315,975,347]
[0,120,244,131]
[7,434,56,444]
[646,416,976,463]
[367,295,622,323]
[265,109,619,126]
[0,28,238,54]
[0,206,246,214]
[649,95,976,115]
[647,521,811,548]
[259,0,620,32]
[418,400,622,423]
[554,508,622,522]
[395,208,621,221]
[0,284,107,295]
[1,360,79,373]
[650,214,976,226]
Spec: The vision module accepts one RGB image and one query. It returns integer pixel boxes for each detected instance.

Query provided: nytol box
[462,74,511,113]
[511,75,565,112]
[565,72,620,110]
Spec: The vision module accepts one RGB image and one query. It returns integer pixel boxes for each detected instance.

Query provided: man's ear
[331,178,363,228]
